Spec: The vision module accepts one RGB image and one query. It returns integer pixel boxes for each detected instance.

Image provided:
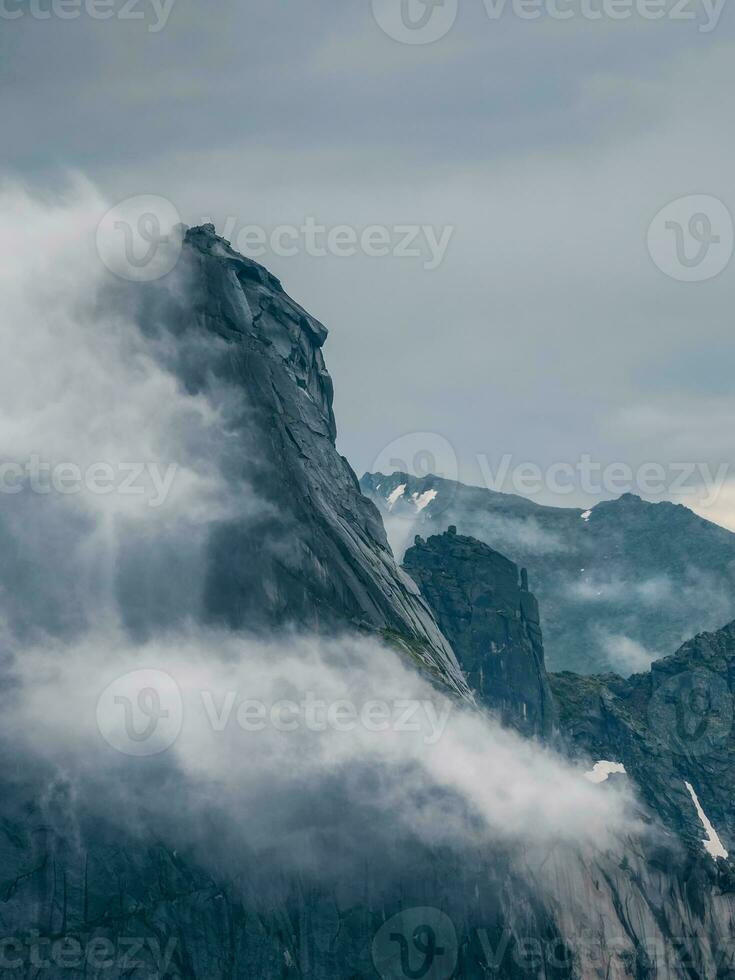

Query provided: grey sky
[2,0,734,526]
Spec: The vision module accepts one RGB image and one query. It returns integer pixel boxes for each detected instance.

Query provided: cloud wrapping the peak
[0,185,639,891]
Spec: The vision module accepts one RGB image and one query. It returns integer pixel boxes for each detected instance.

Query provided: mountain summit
[164,227,471,697]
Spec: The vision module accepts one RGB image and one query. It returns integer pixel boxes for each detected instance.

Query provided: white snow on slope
[685,781,728,860]
[581,510,592,522]
[412,489,438,512]
[585,761,626,783]
[386,484,406,509]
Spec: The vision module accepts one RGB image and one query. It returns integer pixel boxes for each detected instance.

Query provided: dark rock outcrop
[403,528,555,738]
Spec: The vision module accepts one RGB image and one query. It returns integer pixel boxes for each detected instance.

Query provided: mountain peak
[403,530,555,737]
[163,232,471,698]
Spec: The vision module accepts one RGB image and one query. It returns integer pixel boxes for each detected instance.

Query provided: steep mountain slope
[403,527,555,738]
[361,472,735,674]
[135,226,471,698]
[2,788,734,979]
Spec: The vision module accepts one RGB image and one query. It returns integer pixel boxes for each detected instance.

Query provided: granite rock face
[135,226,471,698]
[403,527,555,738]
[361,472,735,675]
[3,778,735,980]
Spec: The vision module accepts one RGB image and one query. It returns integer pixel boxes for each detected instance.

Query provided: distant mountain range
[361,472,735,675]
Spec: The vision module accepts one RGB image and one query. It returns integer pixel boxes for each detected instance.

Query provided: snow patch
[412,489,438,512]
[386,484,406,510]
[581,510,592,522]
[585,760,626,783]
[685,781,728,860]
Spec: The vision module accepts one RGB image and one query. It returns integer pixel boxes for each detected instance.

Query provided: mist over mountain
[1,190,734,978]
[361,472,735,675]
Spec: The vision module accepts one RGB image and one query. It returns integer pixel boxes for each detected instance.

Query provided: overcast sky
[2,0,734,526]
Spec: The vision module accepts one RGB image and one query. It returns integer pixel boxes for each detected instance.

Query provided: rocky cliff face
[403,527,555,738]
[361,472,735,675]
[138,226,470,699]
[3,767,735,979]
[552,620,735,862]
